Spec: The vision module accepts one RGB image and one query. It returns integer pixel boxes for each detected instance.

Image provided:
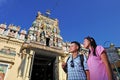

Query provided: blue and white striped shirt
[67,54,88,80]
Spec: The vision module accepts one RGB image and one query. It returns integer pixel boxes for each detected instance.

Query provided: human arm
[83,55,90,80]
[86,70,90,80]
[101,51,113,80]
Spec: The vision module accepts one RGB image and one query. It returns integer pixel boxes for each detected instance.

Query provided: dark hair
[84,36,97,56]
[71,41,81,51]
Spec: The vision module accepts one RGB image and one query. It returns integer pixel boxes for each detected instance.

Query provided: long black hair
[84,36,97,56]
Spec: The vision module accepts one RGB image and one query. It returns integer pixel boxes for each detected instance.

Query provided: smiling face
[69,43,79,53]
[83,39,91,49]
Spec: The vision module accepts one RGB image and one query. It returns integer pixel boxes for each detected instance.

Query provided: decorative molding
[22,42,65,57]
[0,59,14,69]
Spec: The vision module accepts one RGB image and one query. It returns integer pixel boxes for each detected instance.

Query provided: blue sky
[0,0,120,47]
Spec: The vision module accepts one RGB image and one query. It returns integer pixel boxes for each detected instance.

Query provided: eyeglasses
[70,60,74,68]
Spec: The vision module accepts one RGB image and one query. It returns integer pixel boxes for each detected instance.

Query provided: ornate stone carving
[20,49,27,59]
[19,30,27,40]
[0,24,7,35]
[6,24,20,38]
[0,47,16,56]
[36,11,41,20]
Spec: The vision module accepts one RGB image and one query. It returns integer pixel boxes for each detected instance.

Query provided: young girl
[83,36,113,80]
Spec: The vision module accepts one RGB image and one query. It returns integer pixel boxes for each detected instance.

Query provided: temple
[0,11,68,80]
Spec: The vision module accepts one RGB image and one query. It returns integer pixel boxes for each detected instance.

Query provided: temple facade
[0,11,68,80]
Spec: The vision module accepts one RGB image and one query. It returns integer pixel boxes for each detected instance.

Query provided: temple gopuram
[0,11,69,80]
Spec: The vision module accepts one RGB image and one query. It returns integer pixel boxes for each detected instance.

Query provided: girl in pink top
[83,36,113,80]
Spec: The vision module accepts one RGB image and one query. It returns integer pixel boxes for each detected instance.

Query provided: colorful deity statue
[40,31,45,45]
[53,19,58,28]
[53,34,58,47]
[6,48,11,54]
[34,26,38,31]
[36,11,41,20]
[29,34,34,41]
[19,30,27,40]
[45,30,51,38]
[36,30,40,42]
[33,33,37,41]
[57,35,63,48]
[27,34,31,42]
[27,26,34,41]
[37,21,42,30]
[53,27,57,33]
[29,26,34,31]
[49,35,54,47]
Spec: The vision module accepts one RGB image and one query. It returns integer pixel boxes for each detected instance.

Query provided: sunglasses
[70,60,74,68]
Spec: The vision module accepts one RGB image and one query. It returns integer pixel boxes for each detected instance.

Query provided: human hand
[61,62,66,69]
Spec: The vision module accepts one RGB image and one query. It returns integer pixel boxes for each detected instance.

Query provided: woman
[83,36,113,80]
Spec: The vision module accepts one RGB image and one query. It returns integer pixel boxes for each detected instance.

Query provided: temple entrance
[46,38,50,46]
[31,53,56,80]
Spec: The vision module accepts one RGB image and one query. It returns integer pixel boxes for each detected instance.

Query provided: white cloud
[0,0,7,7]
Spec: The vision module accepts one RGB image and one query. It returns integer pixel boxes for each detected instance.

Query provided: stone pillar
[24,50,35,80]
[21,52,29,80]
[17,50,27,80]
[59,56,67,80]
[54,57,59,80]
